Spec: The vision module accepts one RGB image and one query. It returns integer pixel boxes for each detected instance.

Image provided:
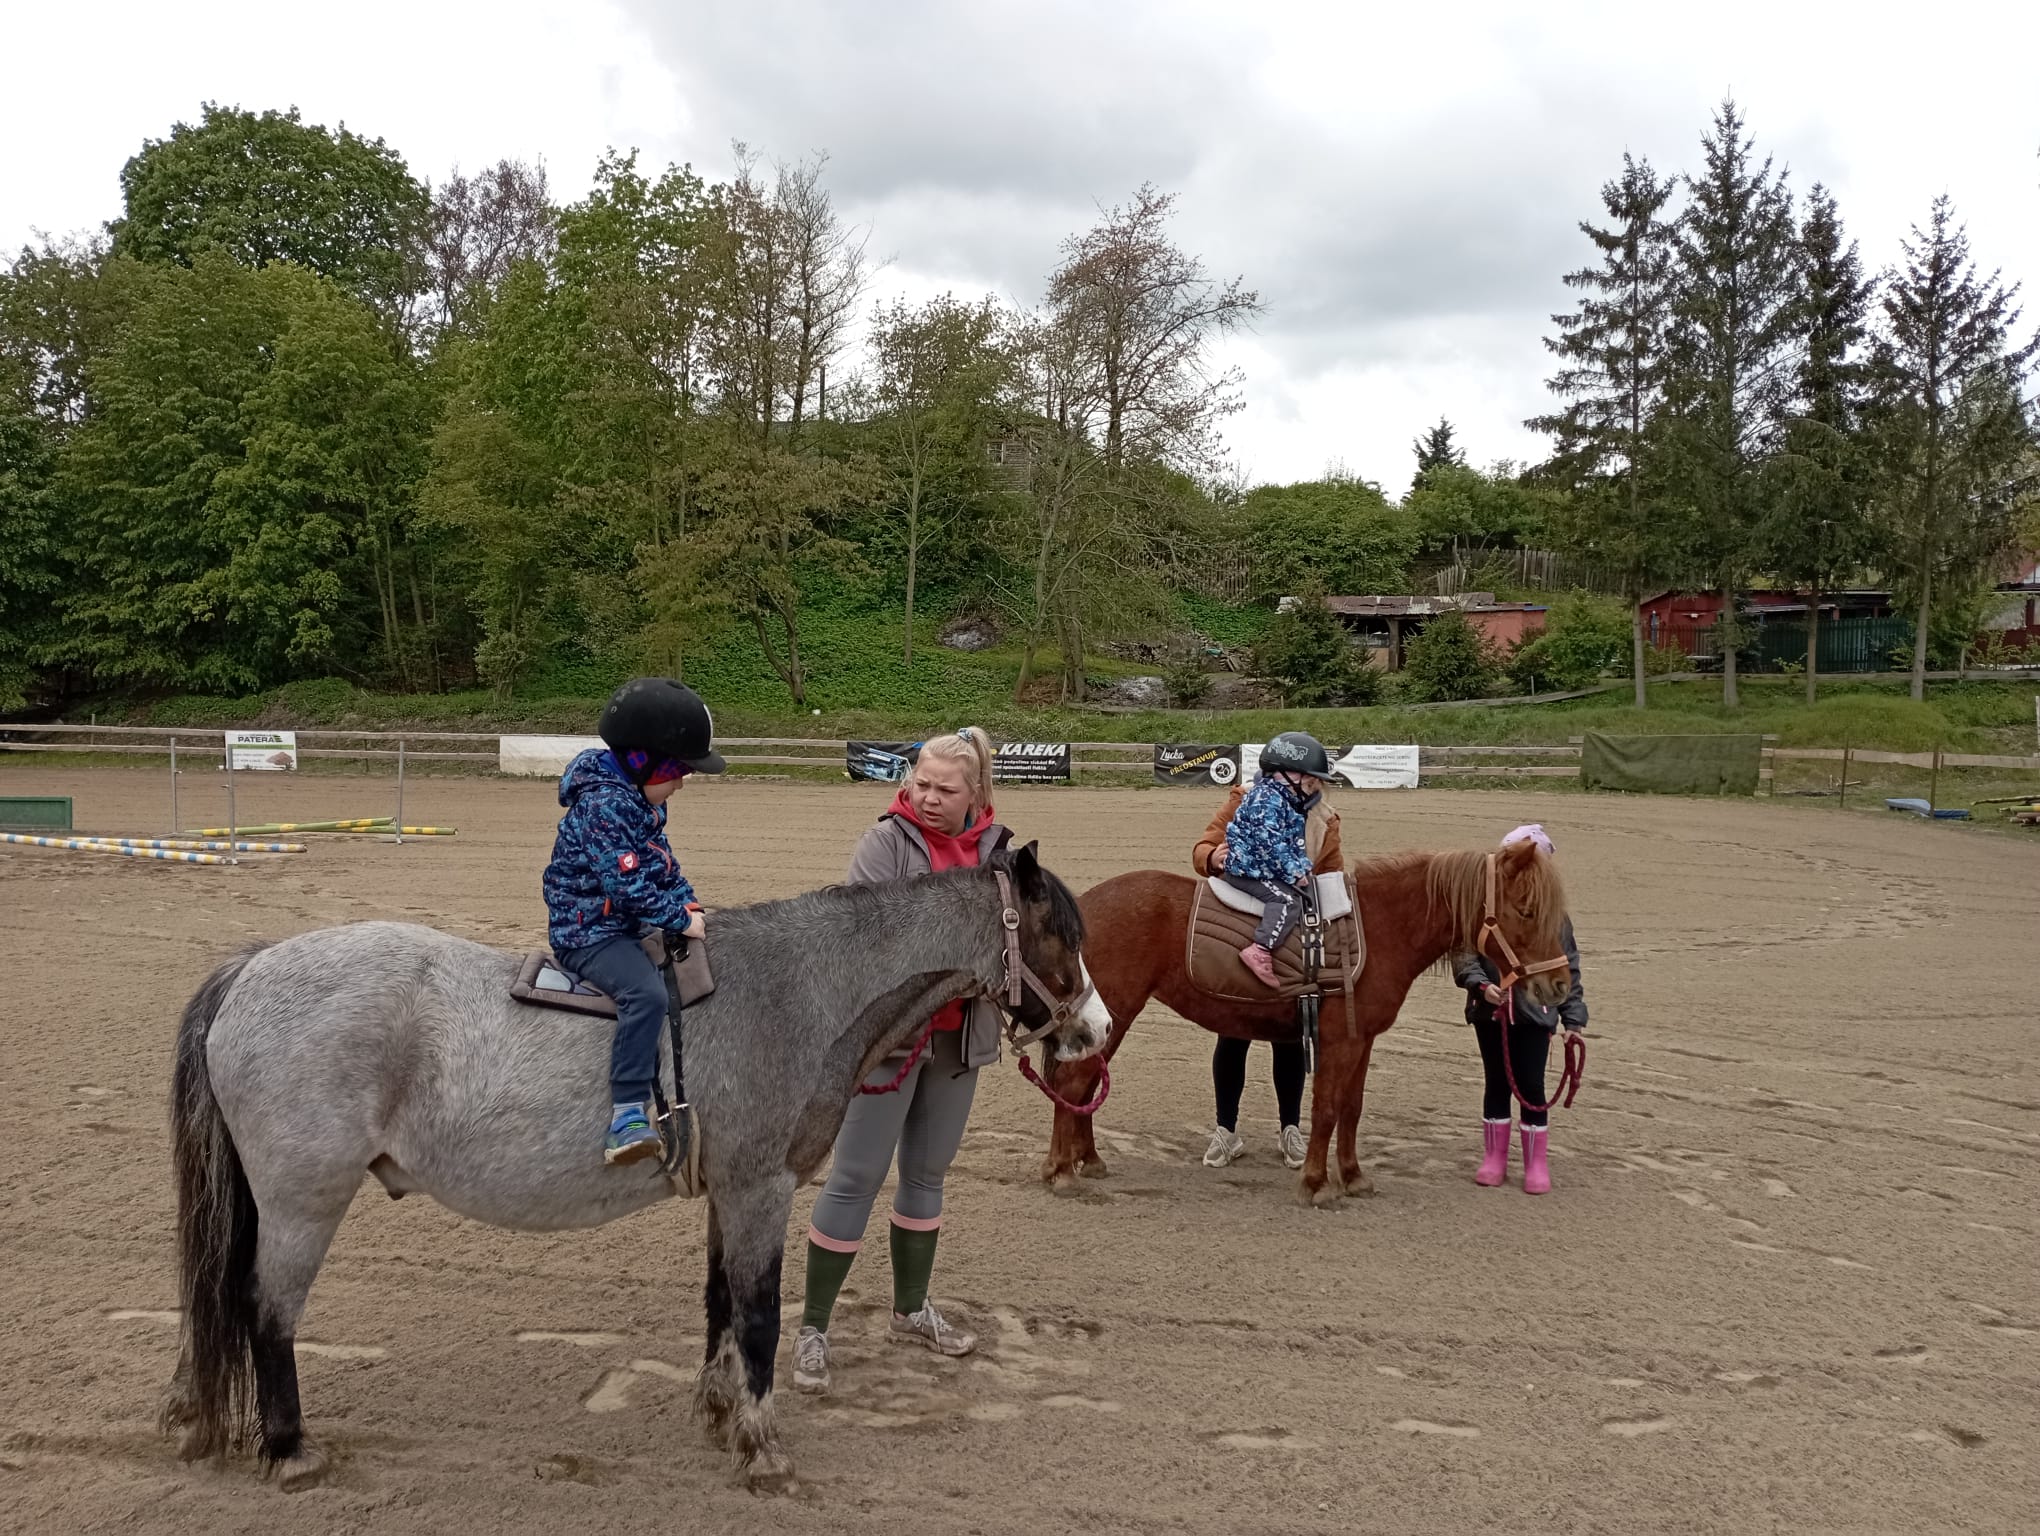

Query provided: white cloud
[6,0,2036,497]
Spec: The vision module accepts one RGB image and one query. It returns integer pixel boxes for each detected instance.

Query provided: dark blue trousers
[559,935,671,1107]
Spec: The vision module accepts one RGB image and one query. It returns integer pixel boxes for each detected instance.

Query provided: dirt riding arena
[2,766,2035,1534]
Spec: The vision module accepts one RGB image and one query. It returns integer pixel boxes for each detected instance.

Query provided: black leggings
[1212,1036,1306,1132]
[1473,1013,1551,1128]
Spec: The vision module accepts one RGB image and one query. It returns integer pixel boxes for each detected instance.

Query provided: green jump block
[0,796,74,832]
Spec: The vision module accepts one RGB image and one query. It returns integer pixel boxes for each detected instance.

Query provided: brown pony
[1042,842,1571,1203]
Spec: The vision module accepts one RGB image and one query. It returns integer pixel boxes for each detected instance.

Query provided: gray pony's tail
[167,943,268,1459]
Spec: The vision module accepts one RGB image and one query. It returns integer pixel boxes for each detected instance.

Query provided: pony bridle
[1476,852,1569,991]
[990,869,1096,1049]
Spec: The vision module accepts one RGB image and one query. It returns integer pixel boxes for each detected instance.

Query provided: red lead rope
[1497,984,1587,1113]
[858,1018,938,1095]
[1016,1052,1111,1116]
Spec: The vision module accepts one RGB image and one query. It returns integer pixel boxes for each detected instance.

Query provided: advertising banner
[993,742,1071,783]
[1153,743,1242,787]
[498,734,601,777]
[846,741,920,782]
[224,729,298,772]
[1328,744,1421,790]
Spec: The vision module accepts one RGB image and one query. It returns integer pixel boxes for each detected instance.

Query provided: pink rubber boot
[1239,944,1281,989]
[1475,1119,1510,1186]
[1520,1124,1551,1195]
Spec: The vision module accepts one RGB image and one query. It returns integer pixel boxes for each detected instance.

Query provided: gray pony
[160,844,1108,1490]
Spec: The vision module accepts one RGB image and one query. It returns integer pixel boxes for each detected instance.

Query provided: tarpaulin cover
[1580,732,1761,796]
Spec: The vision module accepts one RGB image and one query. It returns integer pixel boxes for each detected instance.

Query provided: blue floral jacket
[1223,774,1314,887]
[543,749,699,952]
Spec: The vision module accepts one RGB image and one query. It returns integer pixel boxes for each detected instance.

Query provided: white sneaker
[889,1302,976,1357]
[1202,1127,1246,1167]
[791,1325,831,1393]
[1279,1124,1307,1169]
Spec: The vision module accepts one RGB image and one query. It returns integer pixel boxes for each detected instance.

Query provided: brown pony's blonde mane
[1350,846,1568,962]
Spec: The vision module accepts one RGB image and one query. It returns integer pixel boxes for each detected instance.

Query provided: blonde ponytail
[918,726,995,811]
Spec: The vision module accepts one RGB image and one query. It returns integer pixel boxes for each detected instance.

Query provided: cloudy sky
[7,1,2037,495]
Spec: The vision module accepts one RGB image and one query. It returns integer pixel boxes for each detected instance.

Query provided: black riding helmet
[598,678,727,783]
[1259,730,1332,780]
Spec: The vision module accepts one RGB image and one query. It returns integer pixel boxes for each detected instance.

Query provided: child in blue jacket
[1224,732,1335,988]
[543,679,726,1164]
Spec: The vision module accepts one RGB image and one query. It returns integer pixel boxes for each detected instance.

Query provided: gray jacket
[1452,917,1587,1034]
[845,810,1013,1070]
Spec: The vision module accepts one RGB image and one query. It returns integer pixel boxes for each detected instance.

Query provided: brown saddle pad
[510,935,716,1015]
[1187,878,1365,1004]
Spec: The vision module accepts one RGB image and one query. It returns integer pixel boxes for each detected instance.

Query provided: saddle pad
[509,935,717,1016]
[1205,872,1353,924]
[1187,877,1366,1004]
[510,950,618,1017]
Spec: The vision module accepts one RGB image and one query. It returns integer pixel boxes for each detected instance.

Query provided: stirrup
[655,1099,703,1199]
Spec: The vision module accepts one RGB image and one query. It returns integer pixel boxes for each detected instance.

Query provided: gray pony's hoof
[739,1442,797,1494]
[270,1443,331,1491]
[694,1366,736,1445]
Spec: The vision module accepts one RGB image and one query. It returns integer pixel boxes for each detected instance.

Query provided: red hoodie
[887,788,994,1031]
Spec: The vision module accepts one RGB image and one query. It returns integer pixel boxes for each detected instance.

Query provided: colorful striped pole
[95,837,307,854]
[4,833,232,866]
[183,818,392,836]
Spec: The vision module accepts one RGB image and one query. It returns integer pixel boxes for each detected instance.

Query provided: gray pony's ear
[1013,840,1041,890]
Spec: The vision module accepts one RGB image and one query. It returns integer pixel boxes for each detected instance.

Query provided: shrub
[1162,647,1213,708]
[1506,595,1631,691]
[1253,583,1382,707]
[1401,611,1503,702]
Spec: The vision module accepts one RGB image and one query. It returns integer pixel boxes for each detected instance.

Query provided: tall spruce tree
[1766,185,1878,702]
[1871,197,2039,699]
[1410,416,1464,491]
[1529,152,1678,707]
[1662,100,1800,708]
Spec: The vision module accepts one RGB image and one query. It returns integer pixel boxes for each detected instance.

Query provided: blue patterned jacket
[543,749,699,952]
[1223,774,1314,887]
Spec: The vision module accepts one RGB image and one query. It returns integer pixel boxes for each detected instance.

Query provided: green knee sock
[801,1239,857,1333]
[889,1222,940,1315]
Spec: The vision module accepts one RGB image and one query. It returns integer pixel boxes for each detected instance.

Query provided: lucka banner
[1153,743,1242,787]
[224,729,298,772]
[993,742,1071,783]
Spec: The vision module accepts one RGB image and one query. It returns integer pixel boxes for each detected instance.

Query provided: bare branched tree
[419,159,554,340]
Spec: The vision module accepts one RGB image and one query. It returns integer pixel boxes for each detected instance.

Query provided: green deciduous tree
[57,252,428,691]
[1402,460,1557,560]
[637,446,878,705]
[0,238,106,708]
[110,104,428,315]
[1239,474,1417,599]
[861,294,1013,661]
[1530,151,1680,707]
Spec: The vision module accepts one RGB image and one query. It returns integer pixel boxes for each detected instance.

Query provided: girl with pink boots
[1453,824,1587,1194]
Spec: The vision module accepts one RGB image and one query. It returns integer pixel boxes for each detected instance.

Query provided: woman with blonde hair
[791,727,1011,1394]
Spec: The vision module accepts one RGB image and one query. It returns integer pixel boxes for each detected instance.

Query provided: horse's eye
[1516,905,1534,920]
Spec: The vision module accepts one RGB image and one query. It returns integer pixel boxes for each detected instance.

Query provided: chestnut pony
[1042,841,1572,1203]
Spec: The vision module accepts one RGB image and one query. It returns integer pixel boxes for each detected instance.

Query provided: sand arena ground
[0,766,2034,1534]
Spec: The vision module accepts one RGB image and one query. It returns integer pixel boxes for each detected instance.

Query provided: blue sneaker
[604,1102,662,1166]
